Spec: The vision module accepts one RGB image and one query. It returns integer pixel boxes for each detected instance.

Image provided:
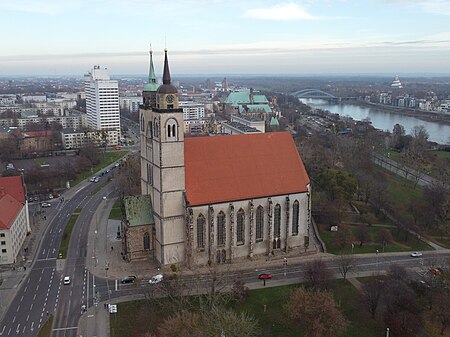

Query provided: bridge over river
[292,89,356,101]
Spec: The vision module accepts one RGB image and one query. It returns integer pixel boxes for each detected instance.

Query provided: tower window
[166,118,178,141]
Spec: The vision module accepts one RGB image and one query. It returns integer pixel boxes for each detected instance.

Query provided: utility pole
[283,258,288,277]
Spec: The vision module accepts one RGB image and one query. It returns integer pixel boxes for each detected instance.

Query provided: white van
[149,274,163,284]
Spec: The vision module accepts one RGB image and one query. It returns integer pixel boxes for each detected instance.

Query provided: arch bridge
[292,89,337,99]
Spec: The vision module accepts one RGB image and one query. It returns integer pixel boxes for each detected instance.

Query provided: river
[299,99,450,145]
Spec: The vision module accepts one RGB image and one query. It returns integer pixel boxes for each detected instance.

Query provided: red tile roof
[0,176,25,230]
[185,132,310,206]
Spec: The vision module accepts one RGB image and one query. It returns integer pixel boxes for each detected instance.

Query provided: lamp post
[283,258,288,277]
[376,249,379,272]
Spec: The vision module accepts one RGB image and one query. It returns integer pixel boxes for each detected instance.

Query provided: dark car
[258,273,272,280]
[121,275,137,284]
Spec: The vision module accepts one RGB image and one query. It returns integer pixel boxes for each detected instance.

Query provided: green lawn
[110,280,386,337]
[318,223,432,255]
[71,150,127,186]
[58,212,80,259]
[109,199,122,220]
[37,315,53,337]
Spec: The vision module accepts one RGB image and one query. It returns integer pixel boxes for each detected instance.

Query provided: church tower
[140,49,185,265]
[142,47,159,109]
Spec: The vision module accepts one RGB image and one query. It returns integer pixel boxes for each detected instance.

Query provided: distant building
[222,115,265,135]
[119,97,141,114]
[61,128,119,149]
[0,176,30,265]
[391,75,403,89]
[84,66,121,135]
[179,101,205,133]
[223,89,272,117]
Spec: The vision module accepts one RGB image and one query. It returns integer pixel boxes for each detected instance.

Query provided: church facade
[140,49,311,267]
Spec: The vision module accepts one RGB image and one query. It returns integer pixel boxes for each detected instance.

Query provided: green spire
[144,46,159,92]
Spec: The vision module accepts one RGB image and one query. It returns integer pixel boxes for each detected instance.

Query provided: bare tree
[361,278,384,319]
[287,287,348,337]
[432,289,450,335]
[336,253,356,280]
[305,259,332,289]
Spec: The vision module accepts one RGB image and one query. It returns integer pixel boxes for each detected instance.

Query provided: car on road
[410,251,423,257]
[121,275,137,284]
[89,176,96,182]
[94,177,99,183]
[63,276,71,285]
[41,202,51,207]
[149,274,163,284]
[258,273,272,280]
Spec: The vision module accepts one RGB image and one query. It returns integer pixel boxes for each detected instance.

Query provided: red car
[258,273,272,280]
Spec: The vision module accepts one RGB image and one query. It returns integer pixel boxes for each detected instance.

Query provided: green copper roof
[224,92,250,104]
[144,50,159,92]
[270,116,280,126]
[247,104,272,113]
[123,195,154,226]
[253,95,269,103]
[143,83,159,91]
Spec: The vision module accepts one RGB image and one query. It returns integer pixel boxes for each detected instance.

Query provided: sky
[1,0,450,76]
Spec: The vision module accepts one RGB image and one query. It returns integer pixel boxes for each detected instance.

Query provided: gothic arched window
[236,208,245,245]
[292,200,299,236]
[197,214,205,249]
[143,232,150,250]
[147,121,153,139]
[256,206,264,242]
[274,204,281,238]
[217,211,226,247]
[166,118,178,141]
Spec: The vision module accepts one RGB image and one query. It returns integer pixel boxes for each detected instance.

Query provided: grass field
[109,199,122,220]
[110,280,386,337]
[36,315,53,337]
[58,211,80,259]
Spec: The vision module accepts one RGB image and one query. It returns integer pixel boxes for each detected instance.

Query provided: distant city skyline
[1,0,450,76]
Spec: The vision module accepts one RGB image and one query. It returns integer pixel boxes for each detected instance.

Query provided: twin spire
[147,47,172,87]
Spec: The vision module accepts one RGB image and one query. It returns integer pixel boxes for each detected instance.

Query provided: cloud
[388,0,450,16]
[243,2,316,21]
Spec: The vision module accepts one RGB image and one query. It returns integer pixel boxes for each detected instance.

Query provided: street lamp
[283,258,288,277]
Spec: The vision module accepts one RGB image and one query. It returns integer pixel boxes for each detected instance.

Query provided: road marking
[8,327,11,336]
[31,322,34,332]
[52,327,78,331]
[0,325,4,335]
[15,324,19,333]
[30,303,33,310]
[24,286,27,292]
[12,317,15,323]
[26,314,29,321]
[22,325,25,333]
[16,305,20,312]
[36,258,56,261]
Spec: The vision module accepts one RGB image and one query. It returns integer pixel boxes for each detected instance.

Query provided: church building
[139,49,311,267]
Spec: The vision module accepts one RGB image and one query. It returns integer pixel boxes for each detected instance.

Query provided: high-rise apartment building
[84,66,121,137]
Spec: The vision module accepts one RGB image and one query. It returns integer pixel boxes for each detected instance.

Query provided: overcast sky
[1,0,450,76]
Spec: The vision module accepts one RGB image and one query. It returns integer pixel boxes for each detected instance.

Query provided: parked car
[149,274,163,284]
[258,273,272,280]
[41,202,51,208]
[410,251,423,257]
[121,275,137,284]
[89,176,96,182]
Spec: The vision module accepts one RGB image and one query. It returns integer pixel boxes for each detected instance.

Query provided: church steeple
[156,48,178,110]
[162,48,171,85]
[148,47,157,85]
[143,45,159,93]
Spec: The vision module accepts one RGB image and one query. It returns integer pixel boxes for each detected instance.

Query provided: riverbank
[350,100,450,126]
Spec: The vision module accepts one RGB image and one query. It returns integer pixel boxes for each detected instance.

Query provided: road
[0,167,119,337]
